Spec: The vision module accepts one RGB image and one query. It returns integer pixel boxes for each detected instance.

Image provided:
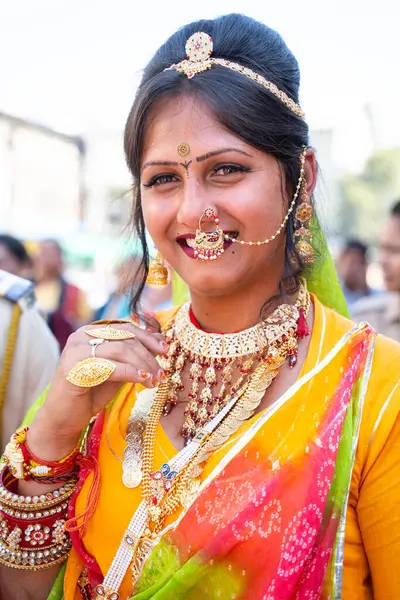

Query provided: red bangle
[2,427,81,483]
[0,509,68,549]
[0,468,73,570]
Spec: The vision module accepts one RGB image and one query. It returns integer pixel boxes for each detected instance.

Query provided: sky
[1,0,399,171]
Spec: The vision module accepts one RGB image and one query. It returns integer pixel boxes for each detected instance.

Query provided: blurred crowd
[0,236,173,349]
[0,238,173,448]
[336,200,400,341]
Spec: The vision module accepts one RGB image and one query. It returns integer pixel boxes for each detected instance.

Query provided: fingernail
[159,341,169,351]
[157,369,168,383]
[138,369,151,380]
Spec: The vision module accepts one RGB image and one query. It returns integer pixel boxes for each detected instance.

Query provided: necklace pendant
[171,372,184,390]
[199,386,213,404]
[204,364,217,385]
[196,406,209,426]
[181,415,196,441]
[122,468,142,489]
[148,505,162,523]
[186,399,198,416]
[222,362,233,381]
[190,360,202,379]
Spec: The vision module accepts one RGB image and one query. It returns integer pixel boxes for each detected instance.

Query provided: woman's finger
[74,322,169,357]
[94,339,165,384]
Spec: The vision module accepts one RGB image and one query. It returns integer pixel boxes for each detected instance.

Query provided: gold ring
[66,339,116,388]
[85,324,136,341]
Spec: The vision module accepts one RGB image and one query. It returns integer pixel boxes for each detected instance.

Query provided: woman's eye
[143,174,178,187]
[213,164,250,176]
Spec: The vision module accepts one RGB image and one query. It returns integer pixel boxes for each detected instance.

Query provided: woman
[0,14,399,600]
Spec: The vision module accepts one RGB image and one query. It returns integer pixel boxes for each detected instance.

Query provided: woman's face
[140,96,315,298]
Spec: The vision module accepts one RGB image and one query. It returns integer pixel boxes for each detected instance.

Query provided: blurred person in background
[337,239,379,307]
[94,256,137,321]
[352,201,400,341]
[34,239,92,349]
[0,269,59,450]
[95,255,174,321]
[0,234,33,279]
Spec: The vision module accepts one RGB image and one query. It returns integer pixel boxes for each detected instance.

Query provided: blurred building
[0,112,85,238]
[310,129,338,231]
[83,129,131,235]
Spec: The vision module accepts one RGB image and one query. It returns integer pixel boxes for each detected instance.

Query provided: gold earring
[294,183,314,265]
[146,251,168,287]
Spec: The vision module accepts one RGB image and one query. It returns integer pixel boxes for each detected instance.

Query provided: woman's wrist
[26,411,83,463]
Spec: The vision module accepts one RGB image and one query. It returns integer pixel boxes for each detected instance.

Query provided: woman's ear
[304,149,317,195]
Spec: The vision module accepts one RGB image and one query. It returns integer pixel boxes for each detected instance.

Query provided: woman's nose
[176,179,216,230]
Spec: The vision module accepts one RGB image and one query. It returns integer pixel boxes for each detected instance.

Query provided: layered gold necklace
[121,279,310,489]
[158,279,309,442]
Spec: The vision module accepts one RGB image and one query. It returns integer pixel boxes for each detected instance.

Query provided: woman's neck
[189,278,286,333]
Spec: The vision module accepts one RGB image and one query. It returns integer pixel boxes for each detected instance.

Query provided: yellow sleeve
[357,379,400,598]
[342,332,400,598]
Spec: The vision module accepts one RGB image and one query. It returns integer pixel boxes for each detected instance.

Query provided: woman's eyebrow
[142,160,180,169]
[196,148,252,162]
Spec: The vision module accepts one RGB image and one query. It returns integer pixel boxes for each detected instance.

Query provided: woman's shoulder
[319,296,400,371]
[318,299,400,442]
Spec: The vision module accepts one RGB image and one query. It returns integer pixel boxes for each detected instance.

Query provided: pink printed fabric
[142,326,376,600]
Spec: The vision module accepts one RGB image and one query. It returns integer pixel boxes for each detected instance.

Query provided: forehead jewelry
[165,32,304,119]
[193,208,225,262]
[224,148,307,247]
[177,143,190,157]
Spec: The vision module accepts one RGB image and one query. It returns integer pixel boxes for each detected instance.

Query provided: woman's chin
[180,269,246,298]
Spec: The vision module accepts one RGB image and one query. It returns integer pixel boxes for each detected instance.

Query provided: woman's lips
[176,232,237,259]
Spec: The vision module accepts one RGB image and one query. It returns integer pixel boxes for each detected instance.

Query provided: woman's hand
[26,322,168,460]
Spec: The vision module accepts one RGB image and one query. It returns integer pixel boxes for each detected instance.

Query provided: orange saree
[48,297,400,600]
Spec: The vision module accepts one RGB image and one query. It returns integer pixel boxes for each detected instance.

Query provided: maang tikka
[193,208,225,261]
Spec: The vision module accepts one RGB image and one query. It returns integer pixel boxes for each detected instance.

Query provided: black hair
[0,234,30,265]
[391,200,400,217]
[343,239,368,258]
[123,13,316,315]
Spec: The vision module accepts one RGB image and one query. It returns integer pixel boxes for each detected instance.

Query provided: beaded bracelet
[2,427,81,483]
[0,468,73,570]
